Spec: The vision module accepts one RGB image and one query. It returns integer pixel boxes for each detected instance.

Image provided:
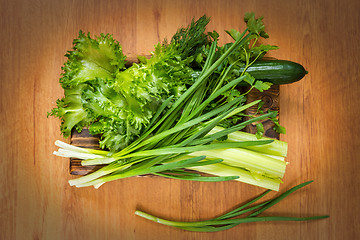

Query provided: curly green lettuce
[50,16,211,151]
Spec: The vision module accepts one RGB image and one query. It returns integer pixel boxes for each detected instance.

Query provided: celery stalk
[209,126,288,157]
[189,163,281,191]
[189,147,286,178]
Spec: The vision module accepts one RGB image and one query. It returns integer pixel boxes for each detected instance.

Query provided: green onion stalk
[135,181,329,232]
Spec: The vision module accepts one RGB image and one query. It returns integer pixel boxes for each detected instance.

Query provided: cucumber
[239,60,307,85]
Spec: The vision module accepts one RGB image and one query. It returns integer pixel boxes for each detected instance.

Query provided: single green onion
[135,181,329,232]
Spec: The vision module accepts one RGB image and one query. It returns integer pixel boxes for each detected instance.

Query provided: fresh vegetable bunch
[50,13,307,191]
[48,13,329,232]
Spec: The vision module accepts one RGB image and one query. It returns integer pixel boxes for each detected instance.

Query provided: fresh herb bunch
[51,13,291,191]
[50,16,213,152]
[48,12,327,234]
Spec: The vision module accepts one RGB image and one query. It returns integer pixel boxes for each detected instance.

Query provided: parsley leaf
[254,80,272,92]
[244,12,269,38]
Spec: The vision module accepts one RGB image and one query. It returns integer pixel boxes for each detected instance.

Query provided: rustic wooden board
[244,84,280,138]
[70,130,103,175]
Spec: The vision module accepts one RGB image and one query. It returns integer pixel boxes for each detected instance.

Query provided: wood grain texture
[1,0,359,239]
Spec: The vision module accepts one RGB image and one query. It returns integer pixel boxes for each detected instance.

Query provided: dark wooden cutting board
[69,57,280,175]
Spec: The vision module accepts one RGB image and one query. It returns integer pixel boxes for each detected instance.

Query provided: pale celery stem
[189,148,286,178]
[189,163,280,191]
[209,126,288,157]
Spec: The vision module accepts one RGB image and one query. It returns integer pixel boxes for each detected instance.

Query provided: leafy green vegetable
[48,84,90,137]
[50,17,211,151]
[244,12,269,38]
[48,12,324,234]
[60,31,126,88]
[48,31,126,137]
[135,181,329,232]
[51,12,292,190]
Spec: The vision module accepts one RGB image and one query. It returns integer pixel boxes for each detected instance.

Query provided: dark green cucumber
[240,60,307,85]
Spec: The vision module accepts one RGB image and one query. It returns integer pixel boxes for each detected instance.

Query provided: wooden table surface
[1,0,359,239]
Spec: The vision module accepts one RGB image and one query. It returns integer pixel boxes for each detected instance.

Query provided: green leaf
[251,44,279,60]
[255,123,265,139]
[208,30,220,41]
[60,31,126,88]
[195,53,204,64]
[171,15,211,59]
[244,12,269,38]
[225,29,243,41]
[274,125,286,134]
[244,73,256,85]
[270,115,286,134]
[256,101,264,114]
[253,80,272,92]
[244,12,255,22]
[137,55,148,64]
